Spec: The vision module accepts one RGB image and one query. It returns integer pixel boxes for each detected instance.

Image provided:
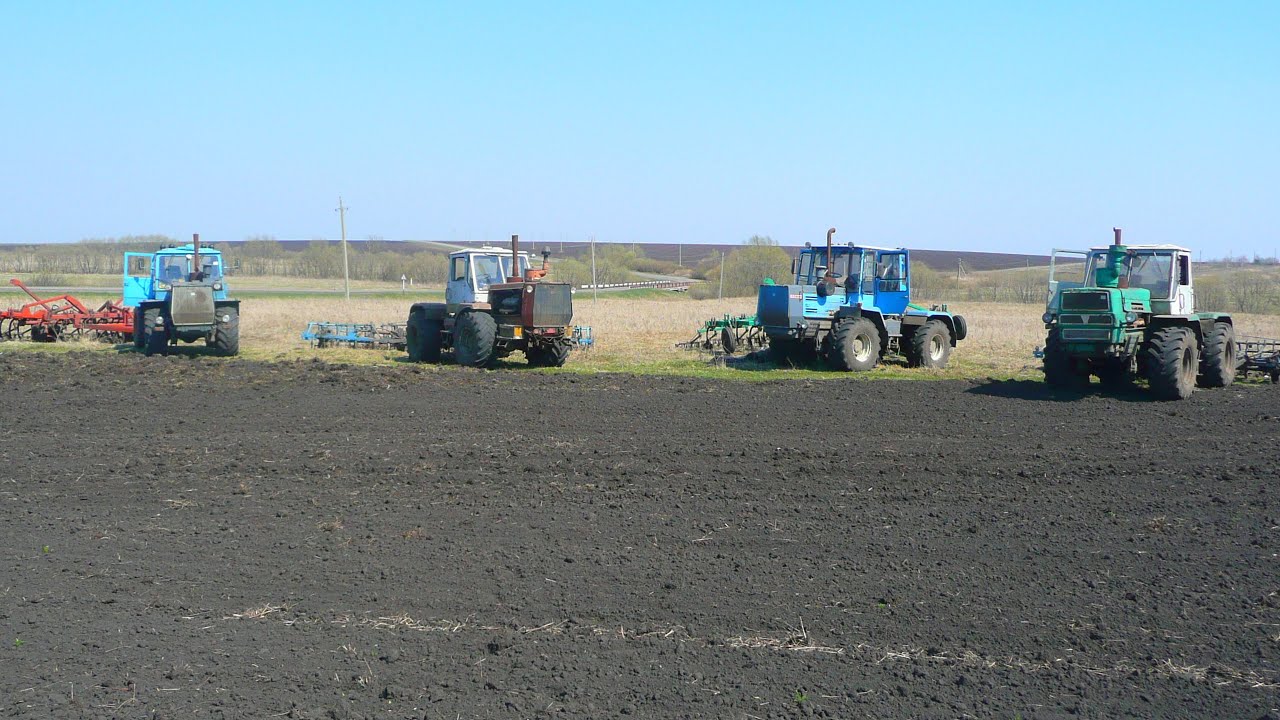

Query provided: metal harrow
[677,314,768,355]
[302,321,408,351]
[0,279,134,343]
[1238,336,1280,384]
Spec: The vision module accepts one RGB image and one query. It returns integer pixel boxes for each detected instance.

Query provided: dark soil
[1,351,1277,719]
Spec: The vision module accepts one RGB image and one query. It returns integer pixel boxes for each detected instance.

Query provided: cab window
[127,255,151,277]
[157,256,189,282]
[450,256,467,281]
[797,252,814,284]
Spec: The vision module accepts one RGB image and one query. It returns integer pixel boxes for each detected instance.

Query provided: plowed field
[2,352,1277,719]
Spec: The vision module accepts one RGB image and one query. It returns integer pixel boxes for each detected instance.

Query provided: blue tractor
[123,234,240,356]
[756,228,967,370]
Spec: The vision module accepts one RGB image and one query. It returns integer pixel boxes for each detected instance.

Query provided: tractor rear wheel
[406,308,443,362]
[908,319,952,368]
[143,309,168,356]
[1043,330,1086,388]
[210,307,239,356]
[527,342,570,367]
[454,311,497,368]
[1144,326,1198,400]
[829,317,881,372]
[1198,321,1236,388]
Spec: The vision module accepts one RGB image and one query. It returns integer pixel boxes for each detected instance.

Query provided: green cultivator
[677,314,768,354]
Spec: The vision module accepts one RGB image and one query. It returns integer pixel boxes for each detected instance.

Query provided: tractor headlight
[157,281,171,291]
[1124,311,1138,323]
[213,282,223,291]
[1042,312,1055,324]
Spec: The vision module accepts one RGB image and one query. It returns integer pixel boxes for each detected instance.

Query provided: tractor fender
[1150,315,1210,346]
[834,306,890,349]
[409,301,448,320]
[928,314,961,346]
[214,299,240,311]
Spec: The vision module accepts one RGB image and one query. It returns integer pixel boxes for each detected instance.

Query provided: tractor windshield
[157,255,223,282]
[157,256,189,283]
[472,255,529,290]
[1084,250,1173,298]
[1127,253,1173,298]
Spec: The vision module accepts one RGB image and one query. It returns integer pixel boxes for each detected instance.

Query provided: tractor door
[1174,251,1194,314]
[873,251,908,314]
[445,254,475,307]
[122,253,153,308]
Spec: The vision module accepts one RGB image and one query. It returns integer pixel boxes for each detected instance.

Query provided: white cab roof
[1088,244,1191,253]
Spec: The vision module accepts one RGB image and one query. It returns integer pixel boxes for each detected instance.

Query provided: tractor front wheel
[1198,321,1236,388]
[143,309,168,357]
[454,312,497,368]
[1043,330,1086,388]
[829,317,881,372]
[526,342,570,367]
[1144,326,1198,400]
[1094,358,1133,389]
[210,307,239,356]
[132,307,145,349]
[907,319,952,368]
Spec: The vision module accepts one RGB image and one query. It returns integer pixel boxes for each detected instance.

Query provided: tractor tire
[406,308,443,363]
[907,319,952,369]
[453,311,497,368]
[766,336,797,365]
[829,317,881,372]
[1198,321,1236,388]
[1143,326,1198,400]
[952,314,969,342]
[133,307,145,349]
[1043,329,1086,388]
[210,306,240,357]
[1094,358,1133,389]
[527,342,570,368]
[143,309,168,357]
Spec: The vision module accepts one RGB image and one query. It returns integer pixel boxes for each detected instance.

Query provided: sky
[2,1,1277,256]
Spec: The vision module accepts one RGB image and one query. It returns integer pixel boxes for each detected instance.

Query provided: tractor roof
[157,244,223,255]
[803,244,904,253]
[450,246,532,257]
[1088,244,1190,253]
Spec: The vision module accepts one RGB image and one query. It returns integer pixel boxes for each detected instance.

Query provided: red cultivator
[0,279,134,343]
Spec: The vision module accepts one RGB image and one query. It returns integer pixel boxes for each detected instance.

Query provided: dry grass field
[243,293,1280,380]
[5,279,1279,381]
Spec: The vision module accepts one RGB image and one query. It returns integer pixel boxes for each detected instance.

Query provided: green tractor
[1042,228,1235,400]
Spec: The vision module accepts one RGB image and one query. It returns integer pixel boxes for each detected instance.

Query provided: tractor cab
[1081,245,1193,315]
[445,247,532,308]
[123,245,229,308]
[1046,236,1194,324]
[757,228,966,371]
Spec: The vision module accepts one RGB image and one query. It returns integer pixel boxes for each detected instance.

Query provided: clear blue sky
[2,1,1277,255]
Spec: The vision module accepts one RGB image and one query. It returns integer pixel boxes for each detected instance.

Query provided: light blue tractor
[756,228,967,370]
[123,234,240,356]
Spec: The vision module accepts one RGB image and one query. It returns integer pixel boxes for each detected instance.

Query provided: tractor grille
[170,284,215,326]
[531,283,573,327]
[1061,291,1110,311]
[1061,327,1111,341]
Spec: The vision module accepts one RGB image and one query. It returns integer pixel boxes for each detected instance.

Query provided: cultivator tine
[677,314,769,355]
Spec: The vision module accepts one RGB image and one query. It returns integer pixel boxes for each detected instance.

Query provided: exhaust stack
[191,233,201,282]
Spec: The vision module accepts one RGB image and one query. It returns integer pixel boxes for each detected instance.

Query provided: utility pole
[678,243,682,267]
[336,196,350,301]
[718,252,725,299]
[590,235,598,303]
